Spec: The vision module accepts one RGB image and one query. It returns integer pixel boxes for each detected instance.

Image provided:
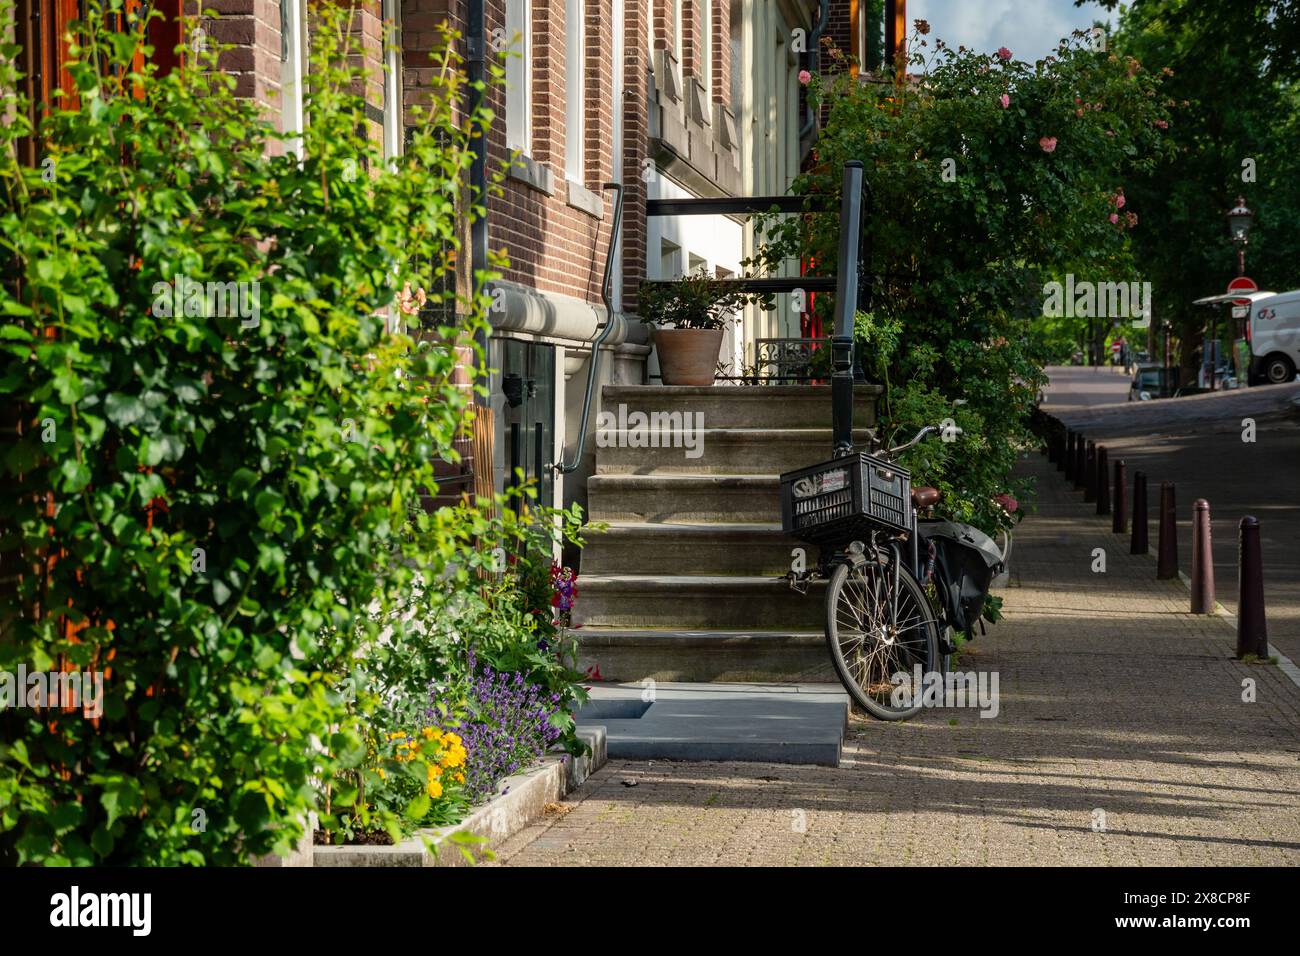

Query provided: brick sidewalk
[496,452,1300,866]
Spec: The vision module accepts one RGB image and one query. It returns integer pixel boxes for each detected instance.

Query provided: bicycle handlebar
[881,423,961,459]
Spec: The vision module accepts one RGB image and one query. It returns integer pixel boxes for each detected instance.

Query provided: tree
[1099,0,1300,379]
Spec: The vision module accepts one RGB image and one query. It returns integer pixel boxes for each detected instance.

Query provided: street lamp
[1227,195,1253,276]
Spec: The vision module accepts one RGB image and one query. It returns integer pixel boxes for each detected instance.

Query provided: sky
[909,0,1116,62]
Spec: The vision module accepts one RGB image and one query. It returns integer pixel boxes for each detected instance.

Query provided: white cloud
[910,0,1113,62]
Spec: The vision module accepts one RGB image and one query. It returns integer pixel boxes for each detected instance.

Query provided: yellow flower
[427,764,443,779]
[421,726,436,740]
[377,768,386,779]
[427,779,443,799]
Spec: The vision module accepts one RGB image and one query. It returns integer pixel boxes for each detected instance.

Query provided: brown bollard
[1190,499,1215,613]
[1095,446,1111,516]
[1065,431,1076,481]
[1047,423,1059,464]
[1112,459,1127,534]
[1236,516,1269,659]
[1157,482,1178,579]
[1055,428,1066,472]
[1075,434,1088,488]
[1083,441,1097,500]
[1131,471,1149,554]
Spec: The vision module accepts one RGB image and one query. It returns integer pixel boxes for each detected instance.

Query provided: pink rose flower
[1109,212,1120,224]
[1039,136,1057,153]
[997,47,1012,61]
[994,493,1019,514]
[799,70,812,85]
[1126,211,1138,226]
[1115,193,1126,209]
[1000,93,1010,109]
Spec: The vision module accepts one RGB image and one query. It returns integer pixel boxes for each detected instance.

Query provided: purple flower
[439,652,566,802]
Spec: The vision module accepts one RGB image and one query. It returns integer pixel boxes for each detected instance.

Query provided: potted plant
[638,269,764,385]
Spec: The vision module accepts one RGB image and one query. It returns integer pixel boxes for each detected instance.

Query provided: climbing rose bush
[753,26,1172,534]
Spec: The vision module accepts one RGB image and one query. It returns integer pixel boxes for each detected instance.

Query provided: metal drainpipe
[798,0,831,141]
[555,183,626,475]
[467,0,489,402]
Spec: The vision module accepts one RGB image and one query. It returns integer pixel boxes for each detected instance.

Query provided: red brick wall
[197,0,283,110]
[711,0,729,107]
[680,0,701,77]
[653,0,674,51]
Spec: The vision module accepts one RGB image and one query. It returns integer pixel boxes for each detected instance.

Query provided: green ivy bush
[0,2,504,864]
[753,26,1172,535]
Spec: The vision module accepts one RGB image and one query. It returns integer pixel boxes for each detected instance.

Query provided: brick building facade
[9,0,897,518]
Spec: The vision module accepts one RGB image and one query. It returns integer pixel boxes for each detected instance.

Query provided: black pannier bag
[920,521,1006,637]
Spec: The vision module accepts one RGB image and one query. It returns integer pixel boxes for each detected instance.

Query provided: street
[1043,365,1300,665]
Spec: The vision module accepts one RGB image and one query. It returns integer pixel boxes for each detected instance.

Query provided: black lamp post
[1222,197,1255,388]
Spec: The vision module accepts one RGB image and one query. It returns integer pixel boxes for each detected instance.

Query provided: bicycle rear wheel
[825,554,939,720]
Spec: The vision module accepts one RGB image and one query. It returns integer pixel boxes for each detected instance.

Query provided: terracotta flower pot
[654,328,723,386]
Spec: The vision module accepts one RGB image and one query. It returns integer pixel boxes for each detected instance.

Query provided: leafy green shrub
[0,2,498,864]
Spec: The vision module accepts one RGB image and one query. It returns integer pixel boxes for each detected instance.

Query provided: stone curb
[313,725,606,868]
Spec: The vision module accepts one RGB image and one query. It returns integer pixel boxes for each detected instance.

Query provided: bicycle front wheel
[825,555,939,720]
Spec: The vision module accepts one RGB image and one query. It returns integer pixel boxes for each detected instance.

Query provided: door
[493,339,556,511]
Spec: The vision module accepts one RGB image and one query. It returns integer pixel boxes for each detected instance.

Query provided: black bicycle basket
[779,453,912,544]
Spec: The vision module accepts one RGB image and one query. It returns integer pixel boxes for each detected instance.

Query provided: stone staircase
[574,384,882,681]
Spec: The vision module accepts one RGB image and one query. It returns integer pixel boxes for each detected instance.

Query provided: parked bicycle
[781,425,1005,721]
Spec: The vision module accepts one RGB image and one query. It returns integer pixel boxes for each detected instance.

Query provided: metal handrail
[554,181,625,475]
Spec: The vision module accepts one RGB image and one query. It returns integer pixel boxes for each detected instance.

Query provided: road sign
[1227,276,1257,306]
[1110,341,1122,355]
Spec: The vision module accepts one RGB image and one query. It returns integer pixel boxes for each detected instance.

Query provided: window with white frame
[280,0,308,158]
[565,0,584,180]
[382,0,403,162]
[505,0,532,153]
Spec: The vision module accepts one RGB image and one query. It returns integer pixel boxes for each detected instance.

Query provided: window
[564,0,584,180]
[382,0,402,162]
[505,0,531,153]
[281,0,308,158]
[660,240,682,280]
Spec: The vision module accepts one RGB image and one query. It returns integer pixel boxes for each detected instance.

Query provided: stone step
[574,574,826,630]
[574,628,835,683]
[600,384,881,429]
[595,427,874,475]
[583,522,806,576]
[574,683,848,766]
[587,473,781,523]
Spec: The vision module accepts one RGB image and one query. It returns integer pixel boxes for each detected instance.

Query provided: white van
[1248,289,1300,385]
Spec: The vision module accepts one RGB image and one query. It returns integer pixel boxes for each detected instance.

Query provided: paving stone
[495,451,1300,867]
